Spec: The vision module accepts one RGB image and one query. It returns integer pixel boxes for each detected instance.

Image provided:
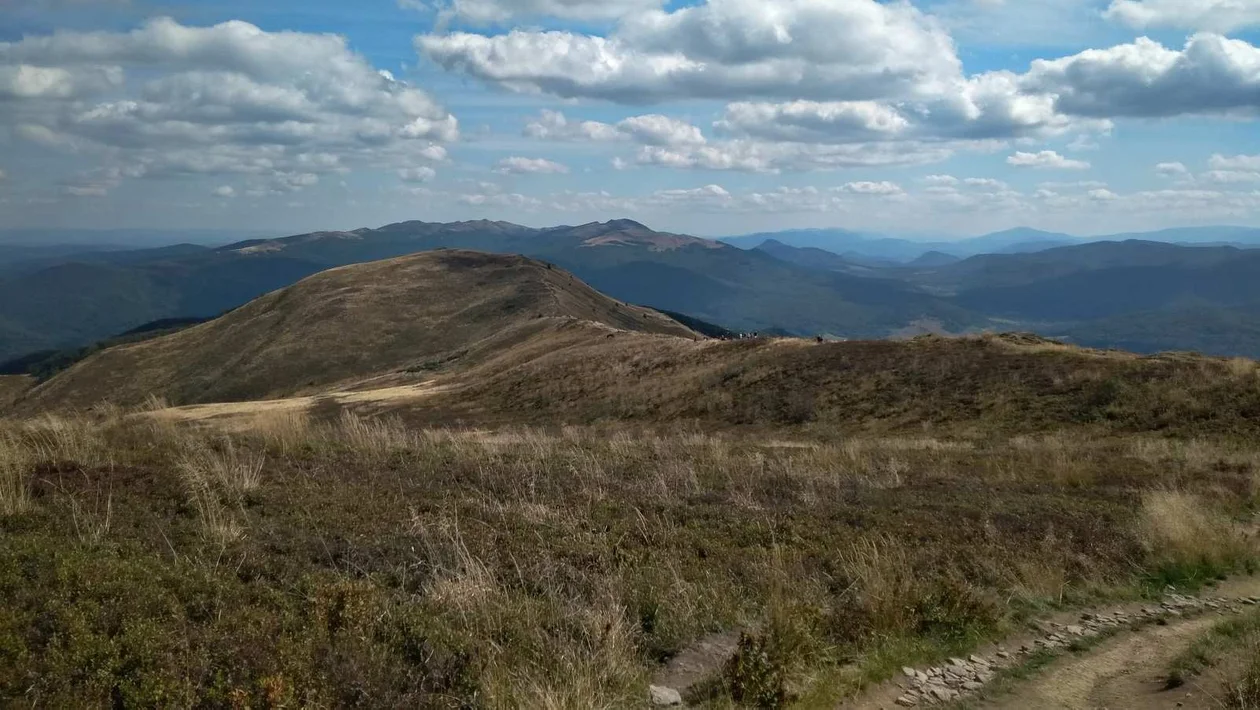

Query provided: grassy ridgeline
[1,410,1258,707]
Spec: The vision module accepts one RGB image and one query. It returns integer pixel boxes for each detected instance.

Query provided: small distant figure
[815,335,824,344]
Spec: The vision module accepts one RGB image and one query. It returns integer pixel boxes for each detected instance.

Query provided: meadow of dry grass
[1,406,1258,708]
[372,332,1260,441]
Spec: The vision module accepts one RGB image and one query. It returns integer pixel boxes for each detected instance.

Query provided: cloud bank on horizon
[1,0,1259,237]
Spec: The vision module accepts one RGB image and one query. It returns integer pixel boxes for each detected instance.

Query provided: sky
[2,0,1260,238]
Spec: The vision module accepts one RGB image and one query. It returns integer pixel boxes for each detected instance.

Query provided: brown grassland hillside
[3,251,1260,708]
[394,331,1260,438]
[19,250,694,410]
[0,375,30,408]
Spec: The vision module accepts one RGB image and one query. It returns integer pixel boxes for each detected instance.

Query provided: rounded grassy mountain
[24,250,697,409]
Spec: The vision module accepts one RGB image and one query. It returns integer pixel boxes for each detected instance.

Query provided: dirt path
[844,577,1260,710]
[976,577,1260,710]
[152,381,450,431]
[987,615,1218,710]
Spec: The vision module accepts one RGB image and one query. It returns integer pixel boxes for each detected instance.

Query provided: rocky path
[846,576,1260,710]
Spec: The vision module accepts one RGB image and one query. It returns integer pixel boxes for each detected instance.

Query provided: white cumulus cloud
[1155,161,1189,176]
[635,140,952,172]
[524,110,626,142]
[1021,34,1260,118]
[1210,154,1260,171]
[404,0,664,23]
[0,17,457,194]
[1202,170,1260,184]
[495,156,570,174]
[1104,0,1260,32]
[419,0,962,103]
[840,181,904,195]
[1007,150,1091,169]
[399,166,438,183]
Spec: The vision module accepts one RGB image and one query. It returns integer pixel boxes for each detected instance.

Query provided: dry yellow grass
[183,439,265,495]
[1140,490,1255,574]
[1225,640,1260,709]
[331,411,419,457]
[0,430,32,515]
[838,536,922,636]
[174,439,265,545]
[21,413,112,468]
[250,408,312,455]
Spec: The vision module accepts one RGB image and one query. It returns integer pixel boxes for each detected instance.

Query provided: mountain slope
[219,219,982,337]
[909,240,1246,293]
[903,240,1260,355]
[23,250,696,409]
[0,375,30,408]
[0,251,326,360]
[1059,305,1260,356]
[752,239,886,276]
[953,259,1260,322]
[0,219,984,361]
[362,332,1260,437]
[908,251,960,268]
[960,227,1077,254]
[1105,226,1260,246]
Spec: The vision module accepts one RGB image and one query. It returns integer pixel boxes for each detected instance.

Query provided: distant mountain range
[0,219,977,362]
[721,225,1260,263]
[0,228,263,248]
[3,219,1260,363]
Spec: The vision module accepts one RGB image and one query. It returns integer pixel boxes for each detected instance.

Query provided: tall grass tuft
[518,600,644,710]
[332,411,416,461]
[139,393,171,413]
[1225,642,1260,709]
[0,431,32,515]
[23,414,111,468]
[179,439,265,496]
[1140,490,1256,586]
[67,489,113,547]
[251,409,312,456]
[839,535,921,636]
[176,439,263,545]
[181,471,244,546]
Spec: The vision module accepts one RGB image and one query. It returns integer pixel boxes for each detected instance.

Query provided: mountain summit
[23,250,696,409]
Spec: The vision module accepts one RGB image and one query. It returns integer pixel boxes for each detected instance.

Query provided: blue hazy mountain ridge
[751,239,890,276]
[908,251,962,268]
[0,219,980,363]
[721,226,1079,261]
[0,228,266,248]
[4,220,1260,364]
[721,225,1260,263]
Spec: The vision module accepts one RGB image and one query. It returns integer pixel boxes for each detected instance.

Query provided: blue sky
[2,0,1260,238]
